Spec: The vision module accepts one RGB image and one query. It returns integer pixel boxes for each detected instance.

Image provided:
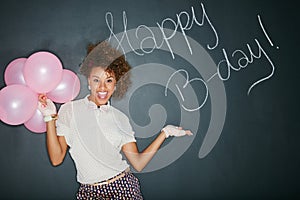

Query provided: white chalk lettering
[165,69,208,112]
[105,4,276,97]
[106,3,218,59]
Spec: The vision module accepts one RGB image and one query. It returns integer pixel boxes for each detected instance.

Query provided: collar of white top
[84,95,110,111]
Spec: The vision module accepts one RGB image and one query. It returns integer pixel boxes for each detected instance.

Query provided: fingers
[185,130,193,136]
[162,125,193,138]
[37,98,57,116]
[176,127,192,136]
[38,101,46,109]
[38,94,47,105]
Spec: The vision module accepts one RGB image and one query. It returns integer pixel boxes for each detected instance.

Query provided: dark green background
[0,0,299,199]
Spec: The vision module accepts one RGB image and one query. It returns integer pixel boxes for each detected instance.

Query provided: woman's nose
[97,81,106,89]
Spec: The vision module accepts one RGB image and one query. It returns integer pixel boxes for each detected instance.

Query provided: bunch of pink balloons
[0,51,80,133]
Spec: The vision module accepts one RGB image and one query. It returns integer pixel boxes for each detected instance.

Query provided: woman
[38,41,192,199]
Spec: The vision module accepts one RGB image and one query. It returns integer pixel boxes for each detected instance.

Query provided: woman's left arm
[122,126,192,172]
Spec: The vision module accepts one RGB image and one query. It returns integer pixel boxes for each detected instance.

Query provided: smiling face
[88,67,116,106]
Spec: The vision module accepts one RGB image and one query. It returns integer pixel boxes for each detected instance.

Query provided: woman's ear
[87,77,91,89]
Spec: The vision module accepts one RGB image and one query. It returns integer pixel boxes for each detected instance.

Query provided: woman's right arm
[38,94,68,166]
[46,120,68,166]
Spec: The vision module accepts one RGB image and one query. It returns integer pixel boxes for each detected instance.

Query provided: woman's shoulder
[110,106,130,121]
[59,98,85,113]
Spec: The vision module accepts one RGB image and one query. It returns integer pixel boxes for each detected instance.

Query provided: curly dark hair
[79,41,131,99]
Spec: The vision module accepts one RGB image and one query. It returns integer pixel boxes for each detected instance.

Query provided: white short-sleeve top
[56,96,136,184]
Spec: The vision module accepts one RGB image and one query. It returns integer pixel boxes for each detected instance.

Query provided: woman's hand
[162,125,193,138]
[38,94,57,117]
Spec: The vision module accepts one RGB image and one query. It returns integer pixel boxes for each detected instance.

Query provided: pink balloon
[24,109,46,133]
[0,84,38,125]
[47,69,80,103]
[4,58,27,86]
[23,51,63,93]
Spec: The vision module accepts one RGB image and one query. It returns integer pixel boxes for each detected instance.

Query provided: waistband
[89,168,130,187]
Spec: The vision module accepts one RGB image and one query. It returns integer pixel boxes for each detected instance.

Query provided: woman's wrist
[160,131,168,139]
[44,114,58,122]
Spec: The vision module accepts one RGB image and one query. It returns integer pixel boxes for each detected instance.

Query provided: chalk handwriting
[258,15,279,49]
[206,15,276,95]
[105,2,278,108]
[165,69,208,112]
[156,3,219,58]
[106,3,218,59]
[211,37,275,95]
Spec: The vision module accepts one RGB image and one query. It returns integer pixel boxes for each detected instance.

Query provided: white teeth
[98,92,108,99]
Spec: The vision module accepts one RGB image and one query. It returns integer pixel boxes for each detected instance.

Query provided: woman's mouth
[97,91,108,99]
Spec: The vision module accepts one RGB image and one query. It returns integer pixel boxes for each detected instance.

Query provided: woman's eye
[93,79,100,83]
[106,79,113,83]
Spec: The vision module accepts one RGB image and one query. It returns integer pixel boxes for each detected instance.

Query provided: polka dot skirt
[76,172,143,199]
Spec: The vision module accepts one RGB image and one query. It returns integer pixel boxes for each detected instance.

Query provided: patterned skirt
[76,172,143,200]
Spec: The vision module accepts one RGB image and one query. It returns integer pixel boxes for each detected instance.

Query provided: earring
[88,85,91,90]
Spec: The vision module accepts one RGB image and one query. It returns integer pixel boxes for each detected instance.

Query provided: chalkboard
[0,0,299,199]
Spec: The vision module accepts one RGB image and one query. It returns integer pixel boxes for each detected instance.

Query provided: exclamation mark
[258,15,279,49]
